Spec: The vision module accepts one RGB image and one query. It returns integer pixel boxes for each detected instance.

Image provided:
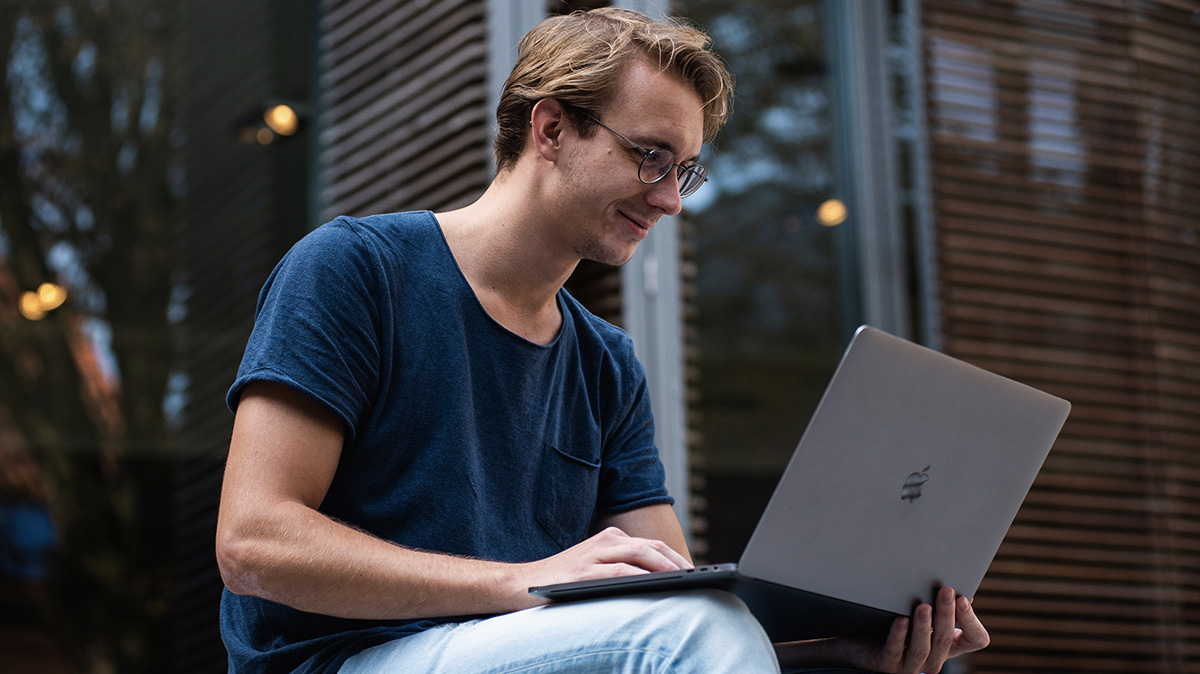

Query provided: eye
[640,149,675,176]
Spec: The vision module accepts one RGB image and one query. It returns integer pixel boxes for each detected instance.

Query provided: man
[216,8,989,674]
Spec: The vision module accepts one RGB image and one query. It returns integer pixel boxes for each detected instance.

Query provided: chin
[603,244,642,267]
[576,239,640,268]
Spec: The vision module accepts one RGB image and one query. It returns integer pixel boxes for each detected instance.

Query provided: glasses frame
[580,112,708,198]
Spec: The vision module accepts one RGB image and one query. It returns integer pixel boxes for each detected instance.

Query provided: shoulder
[299,210,438,253]
[560,291,646,384]
[274,211,440,279]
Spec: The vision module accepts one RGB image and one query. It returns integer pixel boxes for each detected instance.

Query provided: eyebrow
[631,133,701,165]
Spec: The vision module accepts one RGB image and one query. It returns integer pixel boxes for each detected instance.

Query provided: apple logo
[901,466,931,503]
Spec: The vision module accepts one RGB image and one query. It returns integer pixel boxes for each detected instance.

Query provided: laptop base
[530,565,899,642]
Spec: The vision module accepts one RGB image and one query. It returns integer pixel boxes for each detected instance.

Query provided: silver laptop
[530,325,1071,641]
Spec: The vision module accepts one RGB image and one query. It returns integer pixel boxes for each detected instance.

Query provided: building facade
[0,0,1196,672]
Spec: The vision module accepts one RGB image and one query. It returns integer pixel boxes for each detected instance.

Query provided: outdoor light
[38,282,67,309]
[264,104,299,136]
[817,199,848,227]
[236,101,306,146]
[19,292,45,321]
[18,282,67,321]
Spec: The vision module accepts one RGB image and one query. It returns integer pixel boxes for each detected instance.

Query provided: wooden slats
[171,0,318,670]
[318,0,490,218]
[923,1,1200,672]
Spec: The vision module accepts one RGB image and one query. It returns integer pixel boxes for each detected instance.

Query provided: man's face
[557,59,705,267]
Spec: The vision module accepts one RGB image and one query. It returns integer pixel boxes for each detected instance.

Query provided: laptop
[529,325,1071,642]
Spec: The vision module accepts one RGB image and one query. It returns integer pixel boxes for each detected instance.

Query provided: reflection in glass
[1,3,177,672]
[678,0,851,562]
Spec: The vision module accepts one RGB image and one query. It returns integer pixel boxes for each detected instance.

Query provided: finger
[611,530,691,570]
[924,587,958,671]
[902,603,933,674]
[588,527,691,570]
[590,537,687,573]
[876,616,910,672]
[558,561,650,585]
[597,562,653,578]
[623,539,689,572]
[653,539,693,570]
[949,595,991,657]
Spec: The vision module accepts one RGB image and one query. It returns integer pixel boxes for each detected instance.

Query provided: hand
[517,527,692,606]
[836,587,990,674]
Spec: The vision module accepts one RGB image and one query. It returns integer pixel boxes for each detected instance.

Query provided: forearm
[217,385,691,621]
[216,500,534,620]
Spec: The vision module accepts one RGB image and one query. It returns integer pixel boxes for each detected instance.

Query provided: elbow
[215,523,268,597]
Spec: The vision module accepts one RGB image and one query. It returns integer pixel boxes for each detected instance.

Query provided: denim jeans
[338,589,868,674]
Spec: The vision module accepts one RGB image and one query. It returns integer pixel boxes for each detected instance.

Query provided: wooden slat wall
[317,0,492,218]
[172,1,312,671]
[317,0,630,324]
[921,1,1200,672]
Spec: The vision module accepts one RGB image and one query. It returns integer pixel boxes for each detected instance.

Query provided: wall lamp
[817,198,848,227]
[236,101,307,146]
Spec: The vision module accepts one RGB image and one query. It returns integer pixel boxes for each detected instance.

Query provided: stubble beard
[573,234,638,268]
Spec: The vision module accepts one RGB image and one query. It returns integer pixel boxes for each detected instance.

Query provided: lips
[620,210,654,235]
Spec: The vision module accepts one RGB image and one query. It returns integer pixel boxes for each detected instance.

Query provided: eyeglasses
[581,113,708,198]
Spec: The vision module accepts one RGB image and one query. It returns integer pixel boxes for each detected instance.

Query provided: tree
[0,1,177,671]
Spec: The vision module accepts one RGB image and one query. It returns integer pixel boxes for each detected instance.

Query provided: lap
[339,589,784,674]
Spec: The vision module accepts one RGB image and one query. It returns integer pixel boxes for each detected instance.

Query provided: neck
[434,171,579,344]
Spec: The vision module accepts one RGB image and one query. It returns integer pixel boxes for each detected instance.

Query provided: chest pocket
[536,443,601,550]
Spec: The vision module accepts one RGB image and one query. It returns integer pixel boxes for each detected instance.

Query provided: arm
[774,587,990,673]
[215,381,690,620]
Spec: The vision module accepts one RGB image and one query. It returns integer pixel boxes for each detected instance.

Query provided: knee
[638,589,778,672]
[656,588,758,630]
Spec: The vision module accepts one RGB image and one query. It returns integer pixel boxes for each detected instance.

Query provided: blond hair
[493,7,734,172]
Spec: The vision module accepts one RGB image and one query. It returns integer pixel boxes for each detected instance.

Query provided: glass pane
[677,0,855,562]
[0,4,178,670]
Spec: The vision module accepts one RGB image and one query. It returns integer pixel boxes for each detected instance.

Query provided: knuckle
[595,527,627,543]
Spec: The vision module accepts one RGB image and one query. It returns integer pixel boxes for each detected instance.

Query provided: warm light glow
[817,198,848,227]
[256,127,275,145]
[263,104,299,136]
[37,282,67,311]
[17,282,68,320]
[19,291,46,321]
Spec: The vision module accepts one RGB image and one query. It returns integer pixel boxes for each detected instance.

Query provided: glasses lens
[638,149,675,184]
[678,164,707,198]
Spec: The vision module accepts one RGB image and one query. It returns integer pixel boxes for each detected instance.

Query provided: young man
[215,8,988,674]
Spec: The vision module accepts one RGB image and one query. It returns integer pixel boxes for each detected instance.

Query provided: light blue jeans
[338,589,868,674]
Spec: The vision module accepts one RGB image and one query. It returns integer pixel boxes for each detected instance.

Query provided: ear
[529,98,568,163]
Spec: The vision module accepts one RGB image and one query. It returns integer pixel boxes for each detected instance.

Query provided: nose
[646,172,683,216]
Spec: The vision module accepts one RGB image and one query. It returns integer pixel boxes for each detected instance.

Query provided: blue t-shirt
[221,211,673,674]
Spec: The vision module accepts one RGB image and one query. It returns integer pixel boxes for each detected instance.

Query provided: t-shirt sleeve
[596,348,675,514]
[227,219,384,442]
